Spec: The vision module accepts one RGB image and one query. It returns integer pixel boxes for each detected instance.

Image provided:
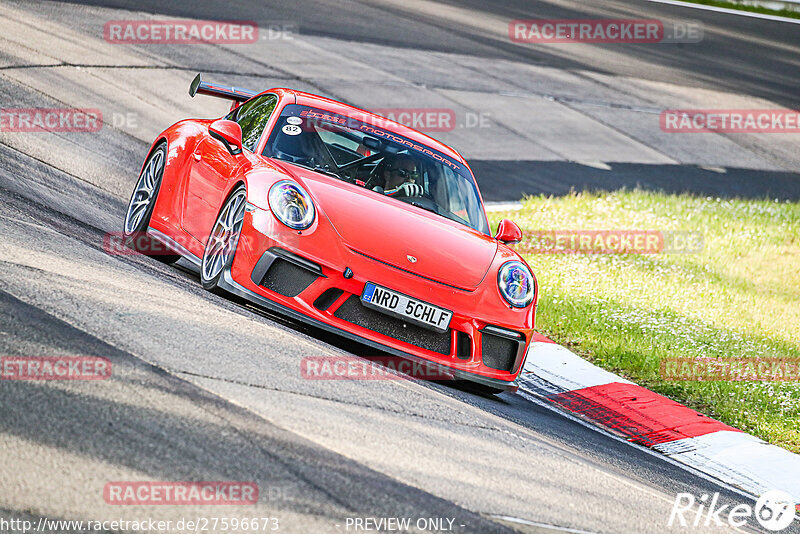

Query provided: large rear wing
[189,73,257,102]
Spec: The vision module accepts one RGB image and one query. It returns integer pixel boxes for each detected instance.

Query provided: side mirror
[208,119,243,155]
[495,219,522,245]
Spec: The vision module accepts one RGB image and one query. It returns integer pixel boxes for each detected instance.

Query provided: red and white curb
[520,334,800,511]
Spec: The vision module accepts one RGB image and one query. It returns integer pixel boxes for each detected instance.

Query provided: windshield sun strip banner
[289,107,467,175]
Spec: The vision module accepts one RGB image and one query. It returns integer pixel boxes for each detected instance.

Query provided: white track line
[645,0,800,24]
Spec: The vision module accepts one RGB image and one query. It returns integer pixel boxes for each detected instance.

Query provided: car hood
[275,162,497,290]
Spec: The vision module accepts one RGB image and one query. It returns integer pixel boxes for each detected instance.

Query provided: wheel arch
[146,121,208,232]
[200,181,249,291]
[225,179,248,207]
[139,136,168,175]
[203,179,247,247]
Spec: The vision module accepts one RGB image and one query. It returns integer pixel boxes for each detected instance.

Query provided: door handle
[193,151,202,161]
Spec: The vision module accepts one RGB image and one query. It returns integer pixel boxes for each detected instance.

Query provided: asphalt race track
[1,1,799,533]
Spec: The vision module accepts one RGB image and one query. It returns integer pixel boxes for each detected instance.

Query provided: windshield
[262,104,489,234]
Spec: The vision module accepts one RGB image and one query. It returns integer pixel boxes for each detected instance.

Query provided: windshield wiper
[287,160,343,180]
[312,165,343,179]
[407,200,470,226]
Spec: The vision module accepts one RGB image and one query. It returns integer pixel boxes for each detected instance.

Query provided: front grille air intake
[314,288,344,310]
[456,331,472,360]
[481,326,524,373]
[251,248,323,297]
[333,295,451,355]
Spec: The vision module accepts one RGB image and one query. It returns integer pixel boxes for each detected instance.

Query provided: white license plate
[361,282,453,333]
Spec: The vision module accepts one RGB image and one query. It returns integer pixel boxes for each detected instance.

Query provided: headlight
[268,180,315,230]
[497,261,535,308]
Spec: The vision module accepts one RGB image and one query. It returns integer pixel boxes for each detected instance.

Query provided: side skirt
[147,226,202,273]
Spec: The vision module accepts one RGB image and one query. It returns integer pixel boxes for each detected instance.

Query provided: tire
[122,143,181,264]
[200,184,247,293]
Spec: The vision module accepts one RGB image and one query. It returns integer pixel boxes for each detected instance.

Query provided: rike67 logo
[669,490,797,531]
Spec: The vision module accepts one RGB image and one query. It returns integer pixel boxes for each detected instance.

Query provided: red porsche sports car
[123,74,537,393]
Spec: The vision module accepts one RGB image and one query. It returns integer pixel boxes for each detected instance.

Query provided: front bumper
[226,205,533,391]
[217,267,520,392]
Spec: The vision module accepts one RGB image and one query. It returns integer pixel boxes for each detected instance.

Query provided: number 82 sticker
[282,124,302,136]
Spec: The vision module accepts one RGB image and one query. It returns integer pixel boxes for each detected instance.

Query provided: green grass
[677,0,800,19]
[489,190,800,453]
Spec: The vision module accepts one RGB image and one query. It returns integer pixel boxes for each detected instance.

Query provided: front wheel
[200,184,247,293]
